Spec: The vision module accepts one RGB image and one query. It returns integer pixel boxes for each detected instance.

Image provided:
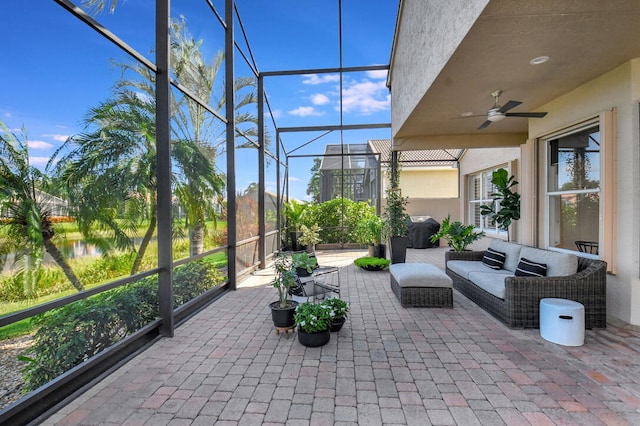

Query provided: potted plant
[356,215,386,258]
[291,251,318,277]
[323,298,349,332]
[269,254,299,331]
[283,199,307,250]
[383,187,410,264]
[294,301,332,347]
[480,168,521,241]
[354,256,391,271]
[298,224,322,253]
[430,215,484,252]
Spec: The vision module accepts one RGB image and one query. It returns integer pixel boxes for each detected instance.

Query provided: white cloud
[340,80,390,115]
[288,106,324,117]
[311,93,330,105]
[28,140,54,150]
[43,133,69,142]
[29,156,50,166]
[288,176,300,182]
[302,74,340,85]
[366,69,388,80]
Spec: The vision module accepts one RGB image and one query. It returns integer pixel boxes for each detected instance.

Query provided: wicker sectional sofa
[445,239,607,329]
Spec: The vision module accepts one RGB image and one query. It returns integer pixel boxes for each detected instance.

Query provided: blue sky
[0,1,398,201]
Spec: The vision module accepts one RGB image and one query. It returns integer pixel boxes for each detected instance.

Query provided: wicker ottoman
[389,263,453,308]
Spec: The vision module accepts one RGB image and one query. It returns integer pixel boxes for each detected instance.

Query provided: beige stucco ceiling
[395,0,640,139]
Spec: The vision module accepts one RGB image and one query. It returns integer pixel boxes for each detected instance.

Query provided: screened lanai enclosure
[0,0,397,423]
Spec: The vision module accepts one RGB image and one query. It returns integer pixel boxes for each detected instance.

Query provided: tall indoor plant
[480,168,520,241]
[383,153,410,263]
[283,199,307,251]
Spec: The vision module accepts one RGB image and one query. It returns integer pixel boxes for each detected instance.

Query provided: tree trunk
[43,239,84,291]
[131,212,157,275]
[190,222,205,256]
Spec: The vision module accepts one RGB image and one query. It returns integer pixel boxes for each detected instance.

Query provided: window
[468,167,504,234]
[546,125,600,253]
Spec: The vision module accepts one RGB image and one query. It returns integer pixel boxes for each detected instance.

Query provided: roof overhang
[389,0,640,148]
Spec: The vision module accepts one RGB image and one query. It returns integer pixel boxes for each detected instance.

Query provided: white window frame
[468,166,509,236]
[543,120,601,257]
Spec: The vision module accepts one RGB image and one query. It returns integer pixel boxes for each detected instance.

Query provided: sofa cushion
[389,263,452,288]
[488,240,522,272]
[519,246,578,276]
[467,270,513,299]
[482,248,506,270]
[515,257,547,277]
[447,260,495,280]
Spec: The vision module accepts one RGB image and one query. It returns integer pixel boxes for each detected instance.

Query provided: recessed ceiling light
[530,56,549,65]
[461,112,474,117]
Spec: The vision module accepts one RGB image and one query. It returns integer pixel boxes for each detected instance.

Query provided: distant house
[318,140,462,217]
[0,189,69,219]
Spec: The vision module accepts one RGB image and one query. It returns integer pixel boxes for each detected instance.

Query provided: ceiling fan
[476,90,547,130]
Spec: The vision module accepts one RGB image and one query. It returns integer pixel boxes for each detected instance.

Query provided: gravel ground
[0,335,31,410]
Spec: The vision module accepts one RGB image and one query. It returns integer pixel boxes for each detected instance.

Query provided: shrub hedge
[301,198,376,243]
[19,259,224,392]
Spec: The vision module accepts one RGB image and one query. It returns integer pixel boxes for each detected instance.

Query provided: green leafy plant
[294,301,332,333]
[322,298,349,321]
[430,215,485,252]
[283,199,307,232]
[355,214,384,245]
[271,254,298,308]
[291,251,318,274]
[480,168,521,241]
[19,259,222,391]
[301,198,376,243]
[383,188,409,238]
[353,256,391,271]
[298,224,322,247]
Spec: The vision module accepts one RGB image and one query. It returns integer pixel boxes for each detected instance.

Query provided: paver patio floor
[44,248,640,425]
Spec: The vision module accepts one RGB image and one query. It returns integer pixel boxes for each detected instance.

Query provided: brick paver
[42,248,640,425]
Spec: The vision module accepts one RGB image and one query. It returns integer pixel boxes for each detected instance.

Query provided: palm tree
[50,90,160,276]
[0,122,84,293]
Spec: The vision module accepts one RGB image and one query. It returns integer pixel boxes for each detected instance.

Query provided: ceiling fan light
[487,110,505,122]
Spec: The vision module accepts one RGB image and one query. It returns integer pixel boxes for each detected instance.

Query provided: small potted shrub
[291,251,318,277]
[294,301,332,347]
[354,256,391,271]
[429,215,484,252]
[283,199,307,250]
[356,215,386,258]
[323,298,349,332]
[298,224,322,253]
[269,254,299,331]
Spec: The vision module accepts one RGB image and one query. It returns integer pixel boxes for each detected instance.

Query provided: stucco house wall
[390,0,489,138]
[528,59,640,326]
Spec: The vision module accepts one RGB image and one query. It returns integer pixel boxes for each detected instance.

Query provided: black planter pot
[298,328,331,347]
[389,236,408,264]
[270,300,298,328]
[330,317,346,332]
[289,231,303,252]
[367,243,386,259]
[295,267,312,277]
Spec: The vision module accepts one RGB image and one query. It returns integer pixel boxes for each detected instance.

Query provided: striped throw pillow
[515,257,547,277]
[482,247,506,270]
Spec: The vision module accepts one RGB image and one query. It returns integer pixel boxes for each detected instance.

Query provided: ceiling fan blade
[505,112,548,118]
[498,100,522,113]
[477,120,492,130]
